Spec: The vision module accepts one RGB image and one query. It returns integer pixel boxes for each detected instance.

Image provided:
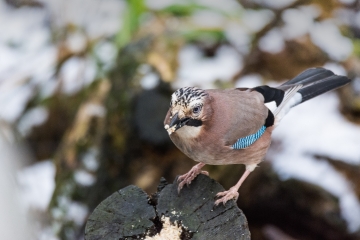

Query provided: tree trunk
[85,175,250,240]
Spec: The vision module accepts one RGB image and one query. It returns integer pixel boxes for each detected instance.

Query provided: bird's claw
[214,188,239,206]
[177,166,209,194]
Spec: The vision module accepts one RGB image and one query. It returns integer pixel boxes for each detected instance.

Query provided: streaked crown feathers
[170,87,208,108]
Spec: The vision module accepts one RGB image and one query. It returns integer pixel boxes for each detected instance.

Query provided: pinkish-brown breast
[168,88,271,166]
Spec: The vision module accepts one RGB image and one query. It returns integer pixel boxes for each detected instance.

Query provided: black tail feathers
[282,67,351,104]
[281,68,334,86]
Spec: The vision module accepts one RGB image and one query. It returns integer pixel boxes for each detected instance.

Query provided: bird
[163,68,351,206]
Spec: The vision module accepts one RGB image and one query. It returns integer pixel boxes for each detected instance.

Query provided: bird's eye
[193,106,202,114]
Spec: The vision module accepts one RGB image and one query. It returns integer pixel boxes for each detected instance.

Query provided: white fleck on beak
[164,124,176,135]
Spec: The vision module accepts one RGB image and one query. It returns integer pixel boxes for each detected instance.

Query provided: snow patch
[282,6,318,39]
[253,0,296,9]
[225,23,251,54]
[192,10,226,28]
[17,160,56,211]
[242,9,274,33]
[140,72,159,90]
[235,74,263,88]
[270,92,360,231]
[310,21,353,61]
[82,148,100,171]
[259,28,285,54]
[323,62,347,76]
[67,202,88,226]
[60,57,97,95]
[17,107,49,136]
[175,45,242,88]
[0,84,34,122]
[74,170,96,186]
[0,141,31,240]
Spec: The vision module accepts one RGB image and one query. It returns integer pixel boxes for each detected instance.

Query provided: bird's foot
[177,163,208,194]
[214,187,239,206]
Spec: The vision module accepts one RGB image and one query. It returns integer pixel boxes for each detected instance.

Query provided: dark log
[85,185,156,239]
[85,174,250,240]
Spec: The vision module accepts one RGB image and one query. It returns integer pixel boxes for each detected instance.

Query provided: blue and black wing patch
[232,126,267,149]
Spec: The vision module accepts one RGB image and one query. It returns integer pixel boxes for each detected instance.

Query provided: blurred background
[1,0,360,239]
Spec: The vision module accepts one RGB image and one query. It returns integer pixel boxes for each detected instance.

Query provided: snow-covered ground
[0,0,122,239]
[0,139,31,240]
[175,45,242,89]
[270,92,360,232]
[17,160,56,211]
[1,0,360,237]
[0,0,123,123]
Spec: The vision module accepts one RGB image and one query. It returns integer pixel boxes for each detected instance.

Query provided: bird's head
[164,87,212,136]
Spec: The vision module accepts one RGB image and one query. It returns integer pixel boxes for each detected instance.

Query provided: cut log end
[85,174,250,240]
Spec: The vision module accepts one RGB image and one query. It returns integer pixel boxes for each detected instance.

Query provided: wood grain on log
[85,175,250,240]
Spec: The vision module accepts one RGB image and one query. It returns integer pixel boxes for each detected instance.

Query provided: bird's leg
[214,164,256,206]
[177,162,208,193]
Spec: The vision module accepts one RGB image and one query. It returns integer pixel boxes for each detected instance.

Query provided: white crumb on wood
[145,216,182,240]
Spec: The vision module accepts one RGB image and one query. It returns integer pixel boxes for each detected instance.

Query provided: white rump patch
[264,101,277,112]
[275,92,302,125]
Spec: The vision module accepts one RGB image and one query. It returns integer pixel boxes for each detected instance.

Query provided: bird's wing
[206,89,269,146]
[272,84,303,116]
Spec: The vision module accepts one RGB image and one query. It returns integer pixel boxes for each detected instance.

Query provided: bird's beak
[166,112,190,135]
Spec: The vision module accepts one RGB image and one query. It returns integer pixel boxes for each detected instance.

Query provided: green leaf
[116,0,146,48]
[159,3,231,18]
[182,29,226,44]
[160,4,206,17]
[353,39,360,57]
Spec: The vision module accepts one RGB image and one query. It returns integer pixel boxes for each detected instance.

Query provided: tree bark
[85,175,250,240]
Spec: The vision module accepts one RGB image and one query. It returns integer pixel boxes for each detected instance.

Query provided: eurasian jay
[164,68,350,205]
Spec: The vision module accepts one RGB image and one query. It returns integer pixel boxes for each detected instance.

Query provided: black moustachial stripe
[252,85,285,106]
[186,119,202,127]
